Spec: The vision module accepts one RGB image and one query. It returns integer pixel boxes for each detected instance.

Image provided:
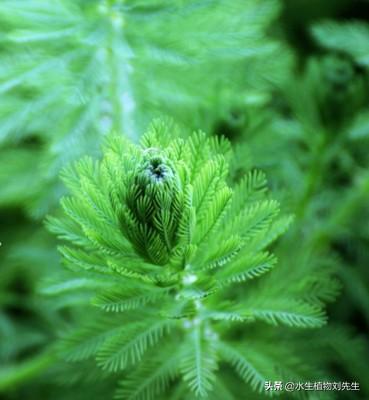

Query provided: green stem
[108,12,137,141]
[296,134,328,219]
[0,347,57,392]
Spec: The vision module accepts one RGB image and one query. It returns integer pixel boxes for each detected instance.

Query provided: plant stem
[0,347,57,392]
[298,130,333,218]
[108,11,137,142]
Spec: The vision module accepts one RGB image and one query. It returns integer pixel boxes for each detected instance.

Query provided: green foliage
[312,21,369,67]
[233,14,369,398]
[0,0,289,217]
[43,120,339,398]
[1,1,369,399]
[0,220,62,395]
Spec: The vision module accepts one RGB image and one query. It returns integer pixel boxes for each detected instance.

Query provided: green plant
[229,18,369,396]
[42,120,340,399]
[1,2,369,399]
[0,0,289,217]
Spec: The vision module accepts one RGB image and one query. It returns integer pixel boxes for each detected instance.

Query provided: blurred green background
[0,0,368,399]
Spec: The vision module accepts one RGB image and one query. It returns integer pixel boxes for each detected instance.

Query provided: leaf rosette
[47,120,330,399]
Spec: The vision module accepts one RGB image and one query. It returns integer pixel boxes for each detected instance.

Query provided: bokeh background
[0,0,368,399]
